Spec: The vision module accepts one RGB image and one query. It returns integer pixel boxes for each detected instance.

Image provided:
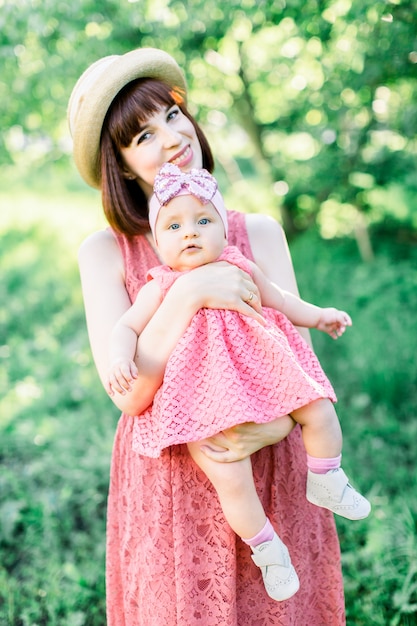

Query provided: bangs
[105,78,185,149]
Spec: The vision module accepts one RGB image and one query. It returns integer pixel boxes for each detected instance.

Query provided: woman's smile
[170,145,193,168]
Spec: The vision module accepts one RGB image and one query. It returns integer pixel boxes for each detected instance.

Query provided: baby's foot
[306,468,371,520]
[251,532,299,601]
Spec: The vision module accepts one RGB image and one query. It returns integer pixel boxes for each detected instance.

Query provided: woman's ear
[122,169,136,180]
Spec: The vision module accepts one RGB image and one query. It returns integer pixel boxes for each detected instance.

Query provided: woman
[68,47,345,625]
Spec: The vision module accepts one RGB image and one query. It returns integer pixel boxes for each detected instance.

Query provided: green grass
[1,188,416,625]
[292,231,417,626]
[0,192,112,626]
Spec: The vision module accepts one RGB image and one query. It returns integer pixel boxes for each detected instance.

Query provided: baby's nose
[184,227,199,238]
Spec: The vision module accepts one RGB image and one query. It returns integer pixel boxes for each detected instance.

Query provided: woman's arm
[78,230,263,416]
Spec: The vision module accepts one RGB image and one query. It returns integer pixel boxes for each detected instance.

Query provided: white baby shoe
[306,468,371,520]
[251,532,300,601]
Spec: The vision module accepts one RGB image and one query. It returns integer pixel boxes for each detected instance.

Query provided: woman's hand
[199,416,296,463]
[178,260,265,324]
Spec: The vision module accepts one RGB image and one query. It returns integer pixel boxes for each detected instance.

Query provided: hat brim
[68,48,187,189]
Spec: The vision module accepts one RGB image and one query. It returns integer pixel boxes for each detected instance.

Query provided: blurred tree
[2,0,417,252]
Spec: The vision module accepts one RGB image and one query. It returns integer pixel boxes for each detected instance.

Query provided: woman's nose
[161,125,181,147]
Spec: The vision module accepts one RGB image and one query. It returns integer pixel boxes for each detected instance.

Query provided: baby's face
[155,194,227,272]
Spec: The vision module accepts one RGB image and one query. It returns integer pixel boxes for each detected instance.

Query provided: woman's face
[120,104,203,198]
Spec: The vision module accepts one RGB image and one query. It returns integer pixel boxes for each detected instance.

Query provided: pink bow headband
[148,163,228,239]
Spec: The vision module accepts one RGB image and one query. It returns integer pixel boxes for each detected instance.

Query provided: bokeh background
[1,1,416,624]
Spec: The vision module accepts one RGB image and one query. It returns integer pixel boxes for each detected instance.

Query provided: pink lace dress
[132,245,336,457]
[106,211,346,625]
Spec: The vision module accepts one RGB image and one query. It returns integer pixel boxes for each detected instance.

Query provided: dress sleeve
[146,265,179,298]
[226,210,256,262]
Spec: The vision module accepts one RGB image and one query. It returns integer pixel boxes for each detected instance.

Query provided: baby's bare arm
[250,261,351,337]
[107,280,162,396]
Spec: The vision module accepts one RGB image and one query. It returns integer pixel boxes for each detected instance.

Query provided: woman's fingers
[184,260,264,321]
[200,418,296,463]
[239,287,264,323]
[199,444,238,463]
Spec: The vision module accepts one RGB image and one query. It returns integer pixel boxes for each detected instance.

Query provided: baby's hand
[106,359,138,396]
[316,308,352,339]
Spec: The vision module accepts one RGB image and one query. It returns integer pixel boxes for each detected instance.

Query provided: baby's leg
[291,398,342,458]
[187,439,300,601]
[187,440,266,539]
[291,398,371,520]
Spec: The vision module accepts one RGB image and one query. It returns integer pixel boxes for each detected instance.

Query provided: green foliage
[0,219,116,625]
[2,0,417,237]
[291,228,417,625]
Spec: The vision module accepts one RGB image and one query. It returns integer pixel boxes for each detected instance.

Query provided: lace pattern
[106,211,346,625]
[133,245,336,457]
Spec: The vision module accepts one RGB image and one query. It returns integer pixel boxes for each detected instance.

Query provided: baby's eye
[168,223,180,230]
[198,218,210,225]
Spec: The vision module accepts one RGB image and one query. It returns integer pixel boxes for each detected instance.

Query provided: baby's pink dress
[106,211,345,625]
[132,245,336,457]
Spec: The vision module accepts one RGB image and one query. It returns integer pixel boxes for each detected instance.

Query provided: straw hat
[67,48,187,189]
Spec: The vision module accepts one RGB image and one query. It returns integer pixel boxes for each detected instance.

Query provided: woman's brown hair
[100,78,214,236]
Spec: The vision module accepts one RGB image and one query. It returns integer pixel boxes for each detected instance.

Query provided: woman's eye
[136,131,151,145]
[167,107,180,121]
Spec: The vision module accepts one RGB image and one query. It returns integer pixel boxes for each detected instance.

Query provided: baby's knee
[187,442,252,492]
[305,398,337,423]
[319,399,339,425]
[187,441,224,484]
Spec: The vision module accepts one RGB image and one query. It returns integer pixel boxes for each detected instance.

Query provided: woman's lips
[170,145,193,168]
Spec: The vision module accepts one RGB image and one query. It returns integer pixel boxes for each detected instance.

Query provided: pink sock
[241,517,275,547]
[307,454,342,474]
